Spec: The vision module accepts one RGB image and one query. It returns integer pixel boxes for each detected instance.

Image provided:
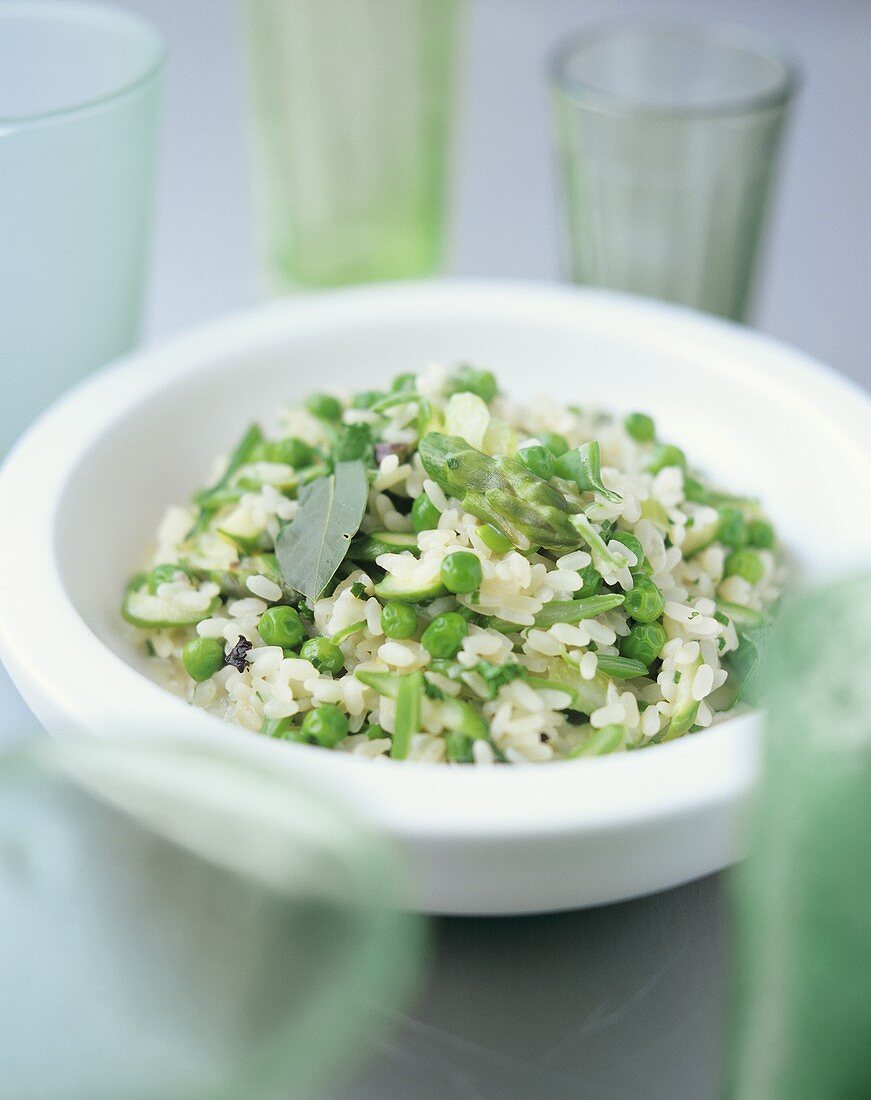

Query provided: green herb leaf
[554,441,622,503]
[725,617,774,705]
[276,460,369,601]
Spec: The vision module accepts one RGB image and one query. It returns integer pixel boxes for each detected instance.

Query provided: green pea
[576,563,603,599]
[301,704,349,748]
[646,444,686,473]
[300,637,344,675]
[440,552,483,594]
[381,601,418,639]
[610,531,646,571]
[624,412,656,443]
[479,524,513,553]
[619,621,668,667]
[747,518,775,549]
[182,637,225,682]
[537,431,569,457]
[258,606,305,649]
[724,549,764,585]
[264,437,313,467]
[412,493,441,532]
[363,722,387,741]
[516,445,556,481]
[147,563,191,594]
[421,612,468,659]
[446,365,497,403]
[718,506,747,549]
[624,576,665,623]
[352,390,385,410]
[305,393,343,421]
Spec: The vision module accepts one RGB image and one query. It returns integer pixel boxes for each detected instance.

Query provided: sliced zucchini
[373,573,446,603]
[351,531,420,562]
[186,553,284,599]
[189,567,245,599]
[146,562,194,594]
[122,579,221,630]
[529,665,610,715]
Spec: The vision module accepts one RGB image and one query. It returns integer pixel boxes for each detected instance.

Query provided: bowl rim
[2,279,870,840]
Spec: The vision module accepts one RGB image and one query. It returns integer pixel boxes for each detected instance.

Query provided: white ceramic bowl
[2,281,870,915]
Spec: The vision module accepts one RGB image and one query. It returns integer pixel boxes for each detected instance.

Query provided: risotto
[122,364,783,764]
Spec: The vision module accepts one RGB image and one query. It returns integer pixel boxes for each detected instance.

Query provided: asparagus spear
[419,433,581,550]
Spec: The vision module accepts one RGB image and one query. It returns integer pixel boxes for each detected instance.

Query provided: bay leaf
[276,461,369,602]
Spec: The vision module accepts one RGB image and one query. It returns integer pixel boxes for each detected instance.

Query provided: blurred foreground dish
[0,737,424,1100]
[728,574,871,1098]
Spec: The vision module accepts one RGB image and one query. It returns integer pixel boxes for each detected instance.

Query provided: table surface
[3,1,868,1096]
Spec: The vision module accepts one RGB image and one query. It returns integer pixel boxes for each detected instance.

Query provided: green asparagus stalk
[419,433,581,550]
[532,593,624,628]
[392,671,423,760]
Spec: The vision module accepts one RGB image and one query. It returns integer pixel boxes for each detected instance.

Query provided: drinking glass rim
[0,1,164,127]
[549,19,800,120]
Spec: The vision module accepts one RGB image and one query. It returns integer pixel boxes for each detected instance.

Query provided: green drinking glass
[0,2,163,457]
[0,737,425,1099]
[727,575,871,1098]
[550,21,798,321]
[244,0,463,290]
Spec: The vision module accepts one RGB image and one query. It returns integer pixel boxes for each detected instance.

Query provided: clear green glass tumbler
[550,22,798,321]
[244,0,462,290]
[727,575,871,1098]
[0,2,163,457]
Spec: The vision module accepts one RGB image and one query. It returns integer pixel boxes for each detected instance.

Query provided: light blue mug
[0,2,163,457]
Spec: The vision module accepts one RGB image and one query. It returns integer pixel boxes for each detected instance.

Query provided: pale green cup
[244,0,462,290]
[0,2,163,457]
[551,21,797,321]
